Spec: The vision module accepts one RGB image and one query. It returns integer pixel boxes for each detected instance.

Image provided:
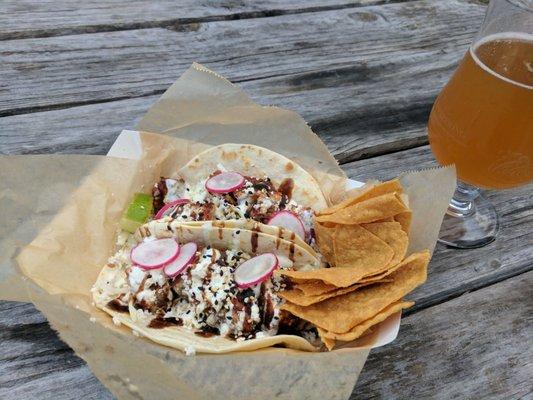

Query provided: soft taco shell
[179,219,317,259]
[176,143,328,211]
[135,220,321,270]
[93,266,317,354]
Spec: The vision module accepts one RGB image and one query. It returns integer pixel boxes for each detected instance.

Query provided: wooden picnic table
[1,1,532,399]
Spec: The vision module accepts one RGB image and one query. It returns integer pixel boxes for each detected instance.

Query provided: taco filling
[92,236,315,341]
[152,172,315,245]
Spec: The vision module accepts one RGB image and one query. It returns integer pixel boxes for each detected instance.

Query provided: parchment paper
[0,63,456,400]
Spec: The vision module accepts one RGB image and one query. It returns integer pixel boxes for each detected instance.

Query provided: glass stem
[447,181,480,218]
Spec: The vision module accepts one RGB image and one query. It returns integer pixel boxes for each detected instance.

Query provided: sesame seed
[236,230,240,234]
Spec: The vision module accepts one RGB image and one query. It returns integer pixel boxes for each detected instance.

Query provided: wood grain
[353,271,533,399]
[0,0,484,117]
[0,0,394,40]
[0,0,485,163]
[0,301,112,399]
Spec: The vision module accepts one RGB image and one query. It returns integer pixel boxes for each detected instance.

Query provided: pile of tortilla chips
[278,179,430,350]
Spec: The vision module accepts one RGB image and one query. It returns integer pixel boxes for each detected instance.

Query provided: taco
[148,144,328,256]
[92,222,322,354]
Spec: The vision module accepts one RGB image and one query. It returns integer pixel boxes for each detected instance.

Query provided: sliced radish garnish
[205,171,245,194]
[267,211,306,240]
[130,238,179,269]
[154,198,190,219]
[164,242,198,277]
[234,253,279,289]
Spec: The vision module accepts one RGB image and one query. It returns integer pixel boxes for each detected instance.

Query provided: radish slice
[205,172,245,194]
[131,238,179,269]
[164,242,198,277]
[234,253,279,289]
[267,211,306,240]
[154,198,190,219]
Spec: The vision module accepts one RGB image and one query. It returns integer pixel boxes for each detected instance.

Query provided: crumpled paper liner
[0,63,456,399]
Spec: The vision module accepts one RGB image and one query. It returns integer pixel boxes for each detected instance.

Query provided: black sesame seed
[186,188,190,191]
[215,300,219,305]
[186,310,191,314]
[182,215,187,219]
[235,230,240,234]
[207,245,211,250]
[219,271,224,277]
[226,316,232,320]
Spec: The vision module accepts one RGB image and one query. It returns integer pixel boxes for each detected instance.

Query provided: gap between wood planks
[404,260,533,317]
[1,0,413,41]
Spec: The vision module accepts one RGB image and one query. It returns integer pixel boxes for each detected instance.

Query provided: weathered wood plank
[0,90,430,163]
[0,0,391,40]
[0,0,486,162]
[0,302,112,400]
[353,271,533,399]
[0,0,484,119]
[344,145,533,310]
[0,96,151,155]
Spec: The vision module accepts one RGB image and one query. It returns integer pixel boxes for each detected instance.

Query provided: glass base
[438,194,500,249]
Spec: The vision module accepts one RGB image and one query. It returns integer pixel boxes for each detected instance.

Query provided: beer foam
[470,32,533,90]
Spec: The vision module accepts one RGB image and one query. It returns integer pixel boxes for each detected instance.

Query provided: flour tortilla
[185,219,316,257]
[93,222,322,354]
[94,270,316,354]
[135,220,321,270]
[176,143,328,211]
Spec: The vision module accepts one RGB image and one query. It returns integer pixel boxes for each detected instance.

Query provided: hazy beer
[428,33,533,189]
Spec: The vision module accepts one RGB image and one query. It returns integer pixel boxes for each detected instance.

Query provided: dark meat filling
[134,277,173,318]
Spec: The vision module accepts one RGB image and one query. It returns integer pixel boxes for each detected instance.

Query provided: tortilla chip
[314,222,336,264]
[280,250,429,289]
[333,224,394,270]
[317,179,403,216]
[319,332,336,351]
[297,280,338,296]
[362,221,408,268]
[317,300,414,341]
[281,252,429,333]
[358,251,429,283]
[279,267,366,288]
[315,193,409,225]
[394,211,412,234]
[280,281,381,306]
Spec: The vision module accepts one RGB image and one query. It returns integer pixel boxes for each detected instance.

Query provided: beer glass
[427,0,532,248]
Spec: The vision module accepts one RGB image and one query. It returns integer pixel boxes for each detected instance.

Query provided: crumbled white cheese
[128,266,146,293]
